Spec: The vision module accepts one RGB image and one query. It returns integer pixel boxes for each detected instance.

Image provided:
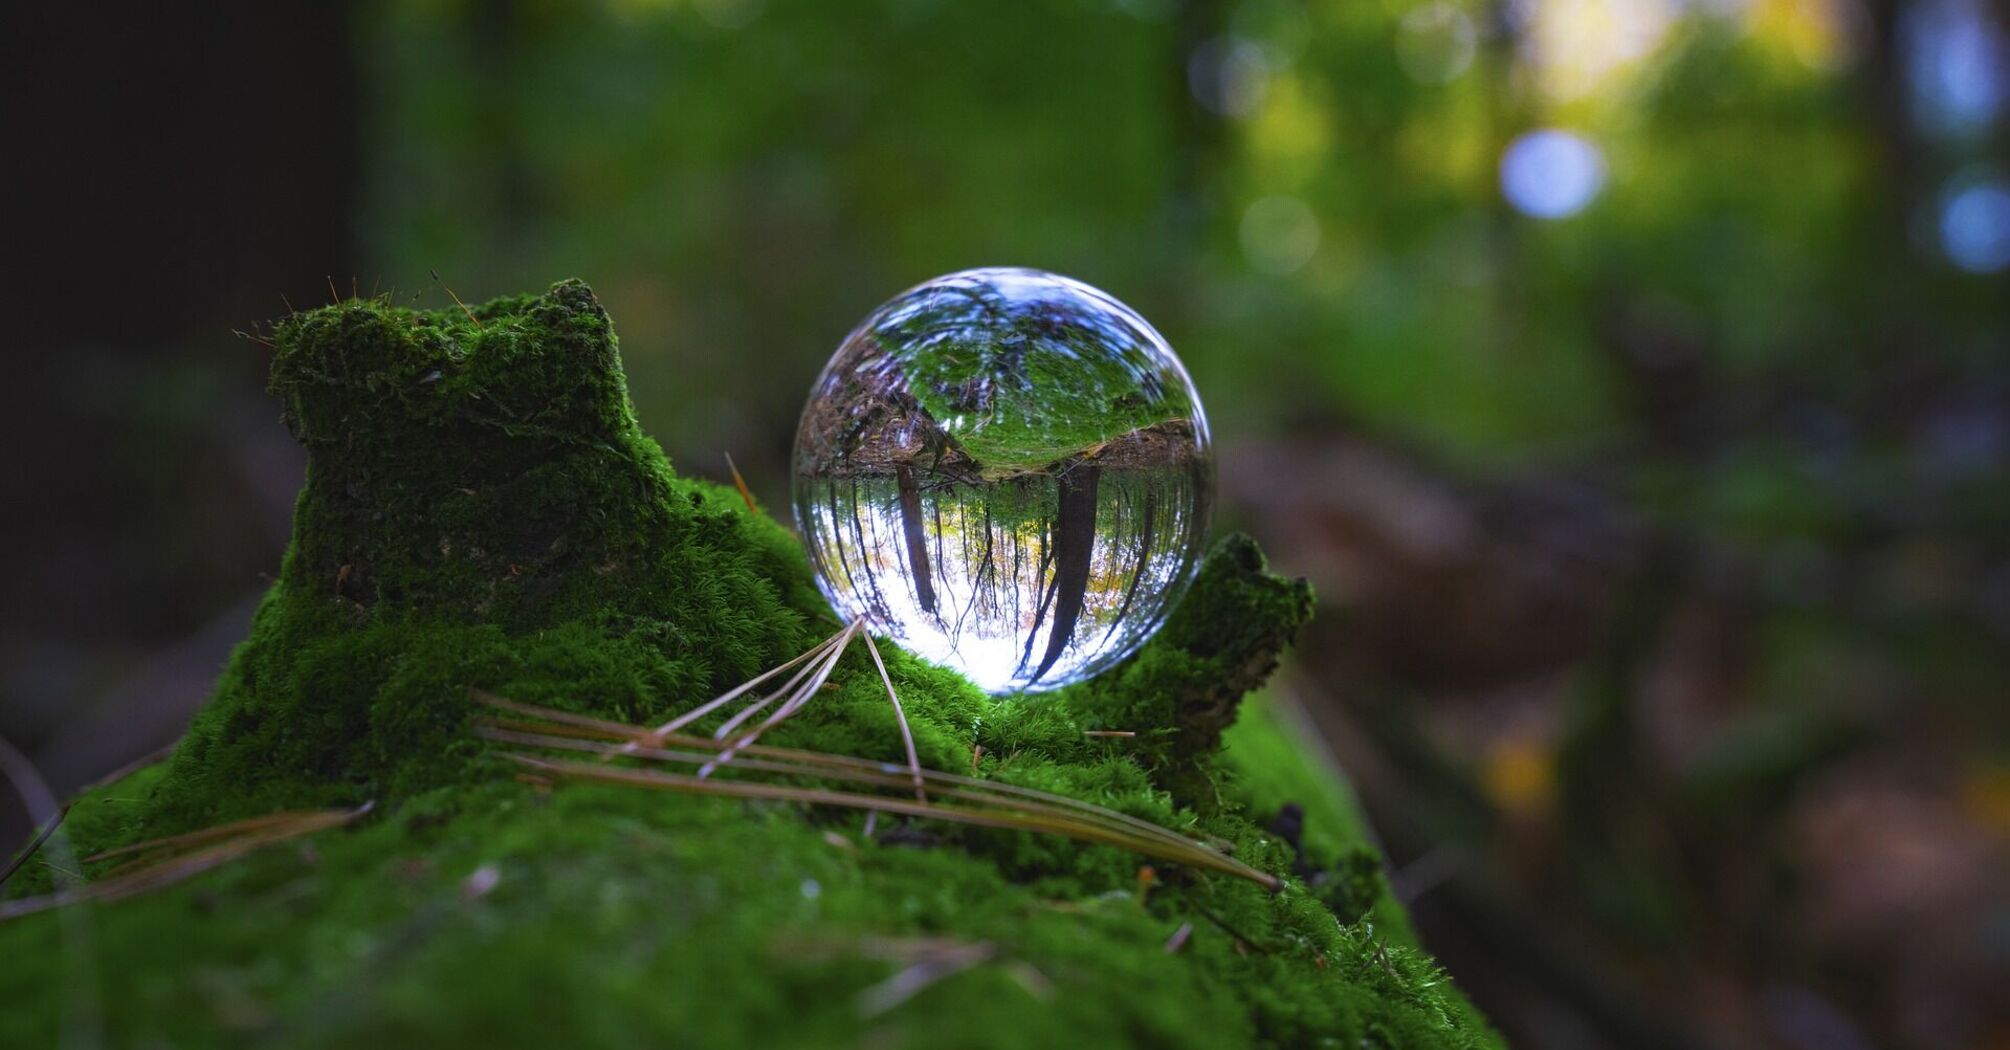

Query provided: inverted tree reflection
[800,457,1205,693]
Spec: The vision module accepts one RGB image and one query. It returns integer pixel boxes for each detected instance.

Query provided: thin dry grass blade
[711,642,834,738]
[859,628,927,802]
[480,716,635,743]
[82,808,354,863]
[699,622,858,777]
[472,692,1233,856]
[473,690,646,738]
[712,621,854,741]
[477,724,1212,863]
[506,754,1279,889]
[0,802,372,924]
[650,623,851,739]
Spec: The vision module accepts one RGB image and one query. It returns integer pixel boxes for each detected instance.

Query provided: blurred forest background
[4,1,2008,1047]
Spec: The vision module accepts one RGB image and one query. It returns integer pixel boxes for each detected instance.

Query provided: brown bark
[895,464,937,615]
[1031,464,1102,683]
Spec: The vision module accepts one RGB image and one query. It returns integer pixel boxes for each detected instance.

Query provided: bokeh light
[1518,0,1681,98]
[1240,195,1322,274]
[691,0,763,30]
[1906,0,2009,134]
[1940,177,2010,272]
[1188,35,1271,118]
[1397,3,1479,84]
[1499,129,1606,219]
[1741,0,1860,71]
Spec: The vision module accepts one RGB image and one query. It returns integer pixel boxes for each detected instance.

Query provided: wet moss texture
[0,281,1500,1049]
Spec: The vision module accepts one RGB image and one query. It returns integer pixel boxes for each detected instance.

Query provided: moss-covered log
[0,281,1500,1049]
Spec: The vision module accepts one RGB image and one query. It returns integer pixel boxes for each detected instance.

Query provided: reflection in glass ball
[792,268,1214,695]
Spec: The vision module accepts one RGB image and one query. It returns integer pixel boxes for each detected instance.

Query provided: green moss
[0,281,1499,1049]
[1222,693,1419,942]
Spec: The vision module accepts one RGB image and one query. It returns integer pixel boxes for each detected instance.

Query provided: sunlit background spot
[1499,129,1606,219]
[1517,0,1681,98]
[1742,0,1860,71]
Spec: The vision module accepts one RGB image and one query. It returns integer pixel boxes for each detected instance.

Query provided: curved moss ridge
[0,281,1500,1049]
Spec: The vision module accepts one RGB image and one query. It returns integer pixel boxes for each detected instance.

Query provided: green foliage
[859,275,1199,471]
[0,283,1498,1049]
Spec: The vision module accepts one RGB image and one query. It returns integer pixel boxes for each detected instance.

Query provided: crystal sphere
[792,268,1213,694]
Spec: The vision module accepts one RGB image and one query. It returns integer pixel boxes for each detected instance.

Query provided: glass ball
[791,268,1213,694]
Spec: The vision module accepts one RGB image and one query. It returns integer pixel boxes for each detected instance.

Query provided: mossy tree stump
[0,281,1500,1049]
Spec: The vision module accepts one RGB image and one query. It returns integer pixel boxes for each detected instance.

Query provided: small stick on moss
[431,269,482,328]
[1186,897,1273,955]
[856,939,997,1017]
[772,934,1040,1017]
[1083,730,1136,738]
[724,452,758,513]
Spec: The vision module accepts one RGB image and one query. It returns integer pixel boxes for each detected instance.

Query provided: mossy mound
[0,281,1500,1049]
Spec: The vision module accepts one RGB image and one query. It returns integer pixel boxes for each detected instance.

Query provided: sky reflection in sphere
[791,269,1213,695]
